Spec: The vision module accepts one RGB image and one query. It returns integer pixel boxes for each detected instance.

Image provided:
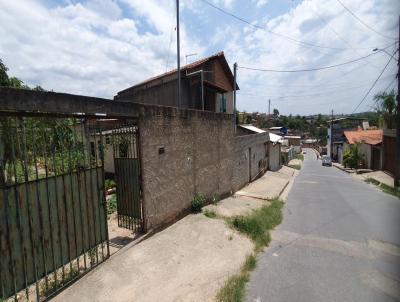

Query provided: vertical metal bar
[80,120,93,267]
[66,129,80,274]
[41,126,59,289]
[89,121,99,265]
[136,124,145,232]
[126,125,132,230]
[113,129,120,227]
[20,118,41,301]
[99,126,110,258]
[11,119,30,300]
[74,125,87,271]
[58,125,74,275]
[31,124,49,293]
[3,188,19,301]
[93,124,105,261]
[51,127,66,283]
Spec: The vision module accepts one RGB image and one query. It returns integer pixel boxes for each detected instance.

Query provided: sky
[0,0,398,115]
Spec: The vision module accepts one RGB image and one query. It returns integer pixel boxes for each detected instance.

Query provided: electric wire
[199,0,379,51]
[351,50,396,113]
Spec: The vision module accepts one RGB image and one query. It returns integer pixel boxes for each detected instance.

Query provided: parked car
[322,155,332,166]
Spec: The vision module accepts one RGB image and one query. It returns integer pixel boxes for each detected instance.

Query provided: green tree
[374,90,396,129]
[273,108,279,117]
[343,144,362,169]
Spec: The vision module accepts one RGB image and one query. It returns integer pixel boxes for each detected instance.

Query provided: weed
[296,154,304,161]
[380,183,400,198]
[203,209,217,218]
[216,254,257,302]
[107,194,117,216]
[192,193,205,212]
[288,164,301,170]
[364,178,400,199]
[212,194,219,204]
[228,235,233,241]
[40,267,79,298]
[365,178,380,186]
[229,199,283,251]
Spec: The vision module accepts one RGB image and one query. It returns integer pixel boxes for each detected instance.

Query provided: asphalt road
[246,149,400,302]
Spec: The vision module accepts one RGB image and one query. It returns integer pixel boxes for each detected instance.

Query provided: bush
[192,193,205,212]
[343,144,361,169]
[105,179,116,190]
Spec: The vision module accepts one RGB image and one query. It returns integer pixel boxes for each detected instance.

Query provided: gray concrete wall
[232,133,269,191]
[138,105,234,230]
[269,142,281,171]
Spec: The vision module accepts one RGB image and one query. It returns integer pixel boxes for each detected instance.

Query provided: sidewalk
[333,163,395,188]
[53,166,296,302]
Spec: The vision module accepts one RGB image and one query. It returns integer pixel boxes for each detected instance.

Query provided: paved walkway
[54,166,295,302]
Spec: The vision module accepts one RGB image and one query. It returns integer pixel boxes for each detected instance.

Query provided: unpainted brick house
[115,52,238,114]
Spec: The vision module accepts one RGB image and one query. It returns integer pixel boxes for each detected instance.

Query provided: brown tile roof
[344,129,383,145]
[117,51,238,94]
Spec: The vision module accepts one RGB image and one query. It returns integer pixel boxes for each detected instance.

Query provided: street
[246,149,400,302]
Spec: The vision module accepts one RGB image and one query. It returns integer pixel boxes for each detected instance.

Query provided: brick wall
[138,104,234,230]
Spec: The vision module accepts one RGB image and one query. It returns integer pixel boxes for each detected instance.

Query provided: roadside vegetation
[288,164,301,170]
[217,199,284,301]
[365,178,400,199]
[296,154,304,161]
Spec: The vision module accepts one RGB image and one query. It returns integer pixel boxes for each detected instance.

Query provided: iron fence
[0,116,109,301]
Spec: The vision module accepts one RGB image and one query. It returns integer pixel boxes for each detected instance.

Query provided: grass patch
[217,199,284,301]
[288,164,301,170]
[229,199,283,251]
[365,177,380,186]
[216,254,257,302]
[380,183,400,198]
[296,154,304,161]
[203,209,217,218]
[365,178,400,199]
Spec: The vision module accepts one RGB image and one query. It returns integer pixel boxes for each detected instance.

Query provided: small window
[219,94,226,113]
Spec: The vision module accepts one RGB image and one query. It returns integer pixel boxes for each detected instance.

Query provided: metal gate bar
[112,122,143,232]
[0,116,109,301]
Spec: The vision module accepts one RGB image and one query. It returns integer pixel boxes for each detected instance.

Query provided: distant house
[343,129,383,170]
[236,125,282,172]
[269,126,287,136]
[284,135,301,153]
[115,52,238,113]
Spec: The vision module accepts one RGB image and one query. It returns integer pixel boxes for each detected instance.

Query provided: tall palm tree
[374,89,396,129]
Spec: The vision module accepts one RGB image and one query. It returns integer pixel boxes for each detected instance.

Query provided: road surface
[246,149,400,302]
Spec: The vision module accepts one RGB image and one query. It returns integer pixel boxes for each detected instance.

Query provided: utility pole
[330,109,334,160]
[176,0,181,107]
[395,15,400,187]
[233,62,237,132]
[268,99,271,118]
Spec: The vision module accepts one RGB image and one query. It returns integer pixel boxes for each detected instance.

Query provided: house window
[219,93,226,113]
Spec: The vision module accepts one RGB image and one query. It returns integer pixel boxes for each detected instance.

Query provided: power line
[199,0,376,51]
[238,51,381,73]
[240,73,396,89]
[351,51,395,113]
[335,0,395,41]
[238,75,394,99]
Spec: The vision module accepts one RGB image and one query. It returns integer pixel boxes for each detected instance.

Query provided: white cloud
[0,0,204,98]
[0,0,397,114]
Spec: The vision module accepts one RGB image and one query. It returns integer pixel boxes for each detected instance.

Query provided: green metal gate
[0,116,109,301]
[112,124,143,232]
